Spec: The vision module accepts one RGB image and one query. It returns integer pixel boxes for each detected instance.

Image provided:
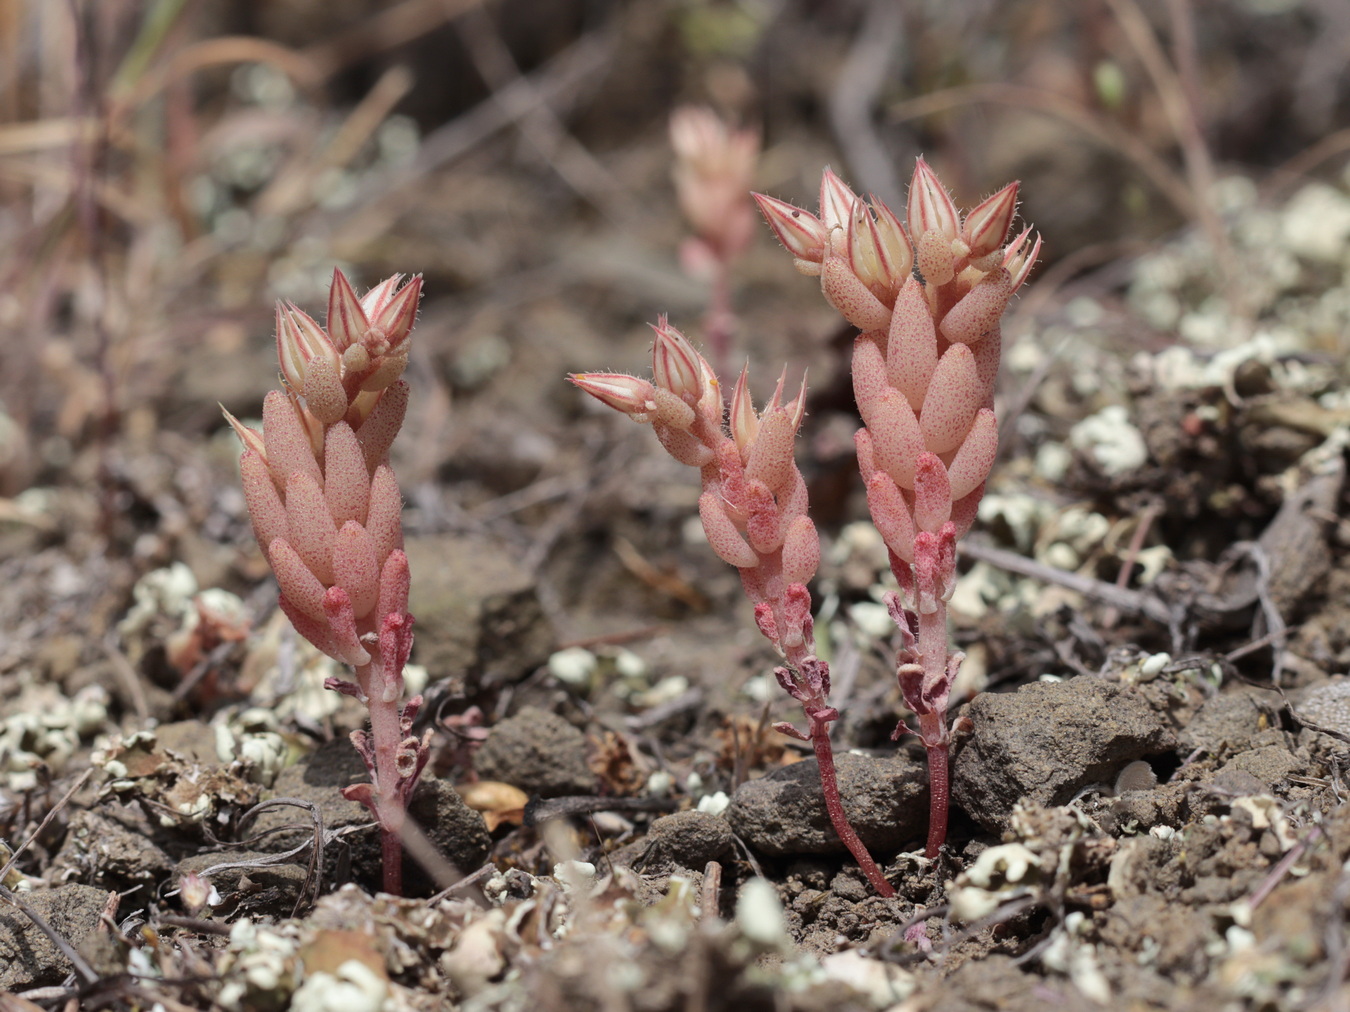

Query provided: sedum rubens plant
[571,321,896,897]
[669,106,760,382]
[756,160,1040,858]
[224,269,429,895]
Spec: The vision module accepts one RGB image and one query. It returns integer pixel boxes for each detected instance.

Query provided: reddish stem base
[811,722,895,898]
[923,739,949,860]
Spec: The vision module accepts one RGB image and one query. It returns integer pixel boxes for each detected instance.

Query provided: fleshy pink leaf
[744,407,796,496]
[946,408,998,500]
[781,515,820,585]
[939,268,1013,345]
[332,520,381,619]
[284,470,337,586]
[261,391,321,491]
[376,549,411,621]
[951,481,985,539]
[886,277,939,412]
[303,354,348,425]
[920,343,981,454]
[698,491,759,569]
[240,449,287,552]
[278,593,344,660]
[821,256,893,332]
[355,381,408,473]
[323,421,370,525]
[913,453,952,533]
[744,480,782,555]
[269,538,328,624]
[364,463,404,563]
[863,469,917,564]
[915,229,955,288]
[323,586,372,666]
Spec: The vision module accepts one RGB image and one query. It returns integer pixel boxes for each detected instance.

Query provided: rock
[952,676,1177,834]
[254,738,491,896]
[0,884,110,989]
[407,534,554,686]
[726,752,929,856]
[474,707,596,798]
[639,811,734,872]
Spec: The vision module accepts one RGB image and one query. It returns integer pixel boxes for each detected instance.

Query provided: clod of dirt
[175,850,310,916]
[49,807,174,894]
[726,752,929,856]
[630,810,734,873]
[406,534,555,686]
[0,883,110,989]
[1293,676,1350,734]
[255,738,491,893]
[474,706,596,798]
[952,677,1176,834]
[1178,686,1281,756]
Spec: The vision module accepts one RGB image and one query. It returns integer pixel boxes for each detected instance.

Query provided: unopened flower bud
[650,318,705,401]
[568,372,656,418]
[961,181,1019,258]
[753,193,828,266]
[907,158,960,241]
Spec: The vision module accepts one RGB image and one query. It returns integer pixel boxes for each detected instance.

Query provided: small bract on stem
[226,268,428,896]
[757,159,1040,859]
[571,321,895,897]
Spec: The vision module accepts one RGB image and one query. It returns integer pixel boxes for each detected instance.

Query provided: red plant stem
[704,265,734,392]
[356,656,408,896]
[917,604,952,859]
[809,717,894,898]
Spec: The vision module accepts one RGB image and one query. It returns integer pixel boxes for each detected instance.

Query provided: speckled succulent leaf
[303,354,348,425]
[322,586,373,666]
[781,583,814,653]
[753,601,777,643]
[355,380,409,473]
[862,468,917,564]
[322,422,370,525]
[269,538,328,624]
[378,613,414,703]
[653,424,715,468]
[698,491,759,569]
[920,343,981,454]
[650,386,697,430]
[284,470,337,585]
[946,409,998,500]
[886,278,939,411]
[278,593,344,661]
[364,464,404,562]
[818,167,858,237]
[778,467,808,522]
[908,158,960,240]
[940,268,1013,345]
[261,391,322,490]
[744,480,783,555]
[753,192,827,265]
[962,181,1019,258]
[950,481,985,539]
[326,268,369,352]
[240,449,287,551]
[359,349,409,393]
[972,325,1002,408]
[744,406,796,495]
[324,675,367,701]
[913,453,952,533]
[332,520,381,619]
[859,389,925,490]
[781,515,820,585]
[376,549,411,624]
[821,255,893,332]
[650,318,704,401]
[915,229,956,287]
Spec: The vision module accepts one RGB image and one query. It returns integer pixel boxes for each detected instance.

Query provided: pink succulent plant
[226,268,428,895]
[572,321,895,897]
[757,159,1040,858]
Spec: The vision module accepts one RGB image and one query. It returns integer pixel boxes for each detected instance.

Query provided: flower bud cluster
[571,320,821,669]
[670,106,760,266]
[757,161,1040,609]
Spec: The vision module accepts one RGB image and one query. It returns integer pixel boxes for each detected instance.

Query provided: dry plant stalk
[757,159,1040,857]
[225,269,428,895]
[571,321,894,897]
